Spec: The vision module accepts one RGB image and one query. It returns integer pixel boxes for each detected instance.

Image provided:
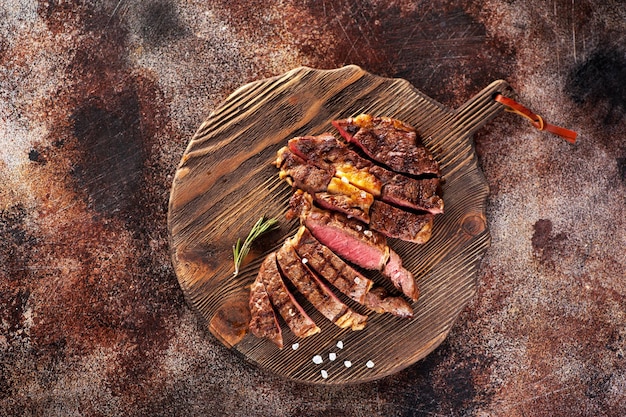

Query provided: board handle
[448,80,514,140]
[424,80,514,174]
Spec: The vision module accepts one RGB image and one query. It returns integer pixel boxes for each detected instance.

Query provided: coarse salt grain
[312,355,323,364]
[336,341,344,349]
[292,343,299,350]
[341,176,349,184]
[301,257,308,264]
[344,360,352,368]
[329,352,337,361]
[366,360,375,368]
[363,230,373,237]
[354,277,360,284]
[356,225,362,231]
[321,370,328,379]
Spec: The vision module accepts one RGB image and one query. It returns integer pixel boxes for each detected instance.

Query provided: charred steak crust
[277,242,367,331]
[369,200,433,244]
[292,226,373,305]
[371,165,444,214]
[275,147,334,193]
[332,114,440,176]
[258,252,320,338]
[249,274,284,348]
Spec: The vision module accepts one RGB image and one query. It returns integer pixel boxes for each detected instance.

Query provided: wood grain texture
[167,65,513,384]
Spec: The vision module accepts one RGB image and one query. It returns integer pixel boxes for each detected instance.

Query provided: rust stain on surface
[531,219,568,264]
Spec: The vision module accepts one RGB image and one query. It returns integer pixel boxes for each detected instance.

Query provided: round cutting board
[167,65,513,384]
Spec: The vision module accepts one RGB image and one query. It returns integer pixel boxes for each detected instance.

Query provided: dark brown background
[1,1,624,416]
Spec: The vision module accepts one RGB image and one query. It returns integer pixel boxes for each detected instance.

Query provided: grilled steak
[382,249,419,301]
[364,287,414,318]
[289,192,420,299]
[275,146,333,193]
[289,191,389,270]
[277,147,373,223]
[371,165,443,214]
[276,242,368,331]
[332,114,440,176]
[293,226,413,317]
[258,252,320,338]
[288,134,383,196]
[292,226,373,304]
[369,200,433,244]
[288,135,444,214]
[249,274,283,348]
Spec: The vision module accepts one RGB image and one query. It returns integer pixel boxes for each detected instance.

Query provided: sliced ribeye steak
[276,147,373,223]
[289,191,389,271]
[369,200,434,244]
[288,134,443,214]
[277,241,368,331]
[332,114,440,176]
[292,226,373,304]
[249,273,284,348]
[293,226,414,317]
[258,252,320,338]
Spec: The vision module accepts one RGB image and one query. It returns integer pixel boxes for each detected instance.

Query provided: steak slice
[293,227,413,317]
[258,252,320,338]
[249,274,284,348]
[369,200,433,244]
[289,191,389,270]
[275,146,333,193]
[277,147,373,223]
[371,166,444,214]
[277,242,368,331]
[289,192,420,300]
[382,249,419,301]
[292,226,373,304]
[314,177,373,223]
[288,134,382,197]
[364,287,414,318]
[289,135,444,214]
[332,114,440,176]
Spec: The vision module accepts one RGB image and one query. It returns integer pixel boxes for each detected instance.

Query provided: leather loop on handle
[494,94,577,143]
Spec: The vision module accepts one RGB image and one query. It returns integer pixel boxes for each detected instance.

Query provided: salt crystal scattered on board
[336,341,343,349]
[321,370,328,379]
[366,360,375,368]
[329,352,336,361]
[291,343,299,350]
[312,355,323,364]
[344,360,352,368]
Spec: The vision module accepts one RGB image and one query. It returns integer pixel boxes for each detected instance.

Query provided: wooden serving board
[167,65,513,384]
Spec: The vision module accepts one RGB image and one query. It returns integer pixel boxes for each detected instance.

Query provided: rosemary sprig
[233,216,279,276]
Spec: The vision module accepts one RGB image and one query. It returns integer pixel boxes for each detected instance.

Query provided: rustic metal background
[1,1,625,415]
